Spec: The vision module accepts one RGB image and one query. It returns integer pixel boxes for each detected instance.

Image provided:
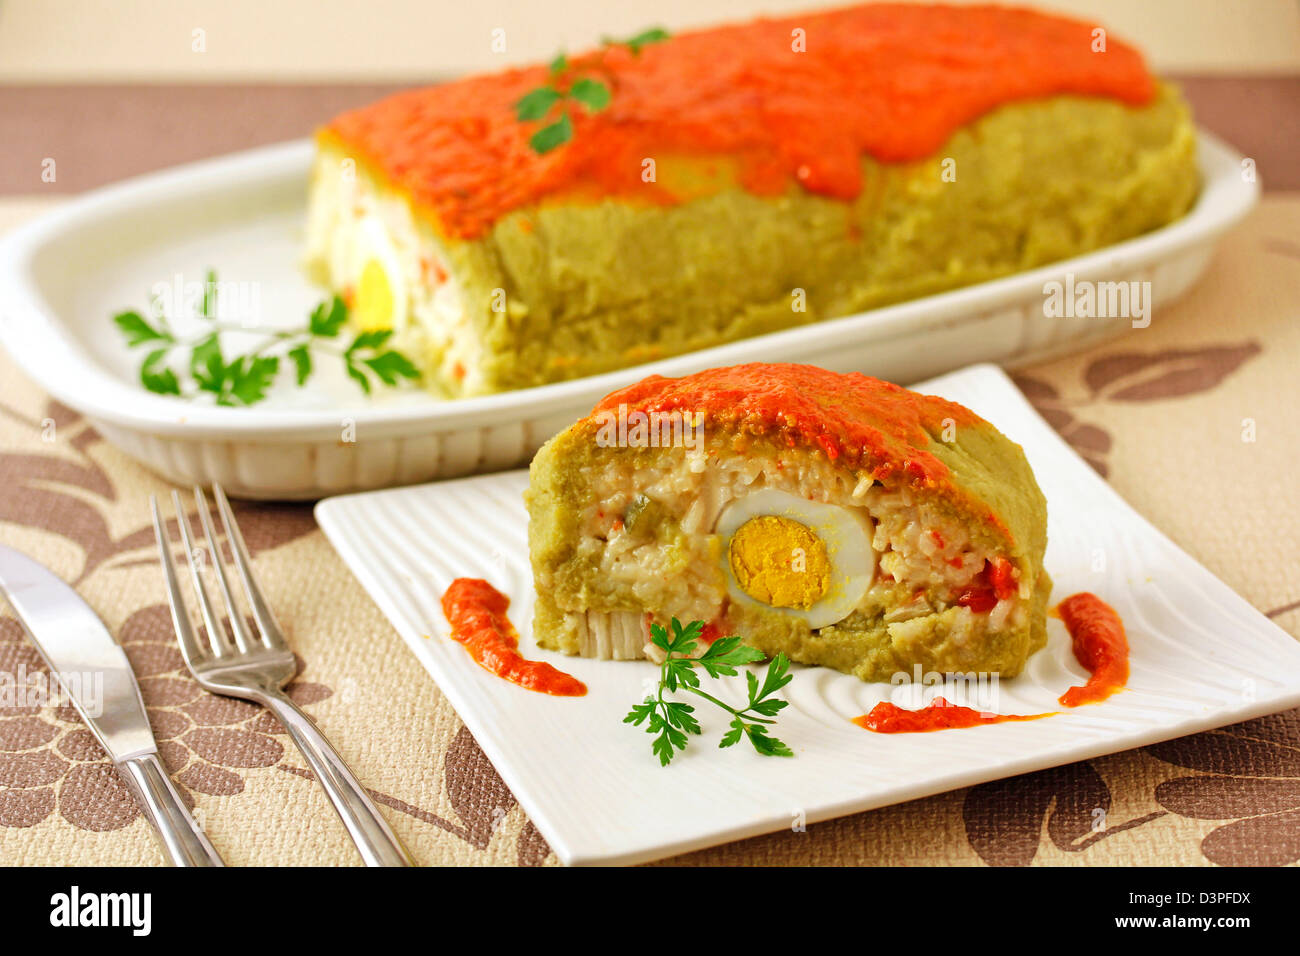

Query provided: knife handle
[118,753,226,867]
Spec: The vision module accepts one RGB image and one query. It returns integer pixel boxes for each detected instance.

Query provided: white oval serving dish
[0,131,1257,499]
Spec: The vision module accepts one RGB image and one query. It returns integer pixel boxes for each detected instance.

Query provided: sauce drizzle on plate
[1054,591,1129,707]
[441,578,587,697]
[853,697,1049,733]
[855,591,1128,733]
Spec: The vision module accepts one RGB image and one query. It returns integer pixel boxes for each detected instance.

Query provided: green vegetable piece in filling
[623,493,665,535]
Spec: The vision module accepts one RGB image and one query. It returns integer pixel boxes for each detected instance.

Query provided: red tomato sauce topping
[856,592,1129,732]
[441,579,586,697]
[325,4,1154,239]
[593,363,981,484]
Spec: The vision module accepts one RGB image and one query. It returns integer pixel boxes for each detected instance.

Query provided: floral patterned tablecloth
[0,186,1297,867]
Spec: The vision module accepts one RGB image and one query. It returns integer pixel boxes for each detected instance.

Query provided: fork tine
[213,483,289,652]
[193,487,258,654]
[171,490,229,658]
[150,495,209,669]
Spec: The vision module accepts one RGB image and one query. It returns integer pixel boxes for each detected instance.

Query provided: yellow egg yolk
[728,516,831,610]
[354,258,395,330]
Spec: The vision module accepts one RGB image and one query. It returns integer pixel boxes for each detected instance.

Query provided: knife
[0,544,224,867]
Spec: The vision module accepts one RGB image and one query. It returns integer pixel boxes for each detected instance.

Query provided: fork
[151,484,413,867]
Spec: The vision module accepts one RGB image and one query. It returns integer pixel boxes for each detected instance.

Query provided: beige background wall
[1,0,1298,82]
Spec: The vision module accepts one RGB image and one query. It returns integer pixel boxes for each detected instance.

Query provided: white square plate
[315,363,1300,865]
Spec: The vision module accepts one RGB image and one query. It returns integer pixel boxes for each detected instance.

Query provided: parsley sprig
[113,271,419,406]
[601,27,671,54]
[625,618,794,766]
[516,28,670,154]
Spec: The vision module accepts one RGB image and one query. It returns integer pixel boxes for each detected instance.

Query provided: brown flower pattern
[1013,342,1261,477]
[0,607,323,829]
[0,602,551,861]
[0,396,554,864]
[0,398,318,585]
[1145,710,1300,866]
[963,761,1165,866]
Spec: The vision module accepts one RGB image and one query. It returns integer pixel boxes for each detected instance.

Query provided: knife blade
[0,544,224,866]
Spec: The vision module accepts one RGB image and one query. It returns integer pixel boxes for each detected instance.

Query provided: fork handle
[258,690,414,867]
[118,753,226,867]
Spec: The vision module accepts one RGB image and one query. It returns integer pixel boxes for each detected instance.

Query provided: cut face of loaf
[526,364,1051,683]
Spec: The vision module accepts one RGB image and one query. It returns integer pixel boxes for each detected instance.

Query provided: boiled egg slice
[715,488,876,630]
[351,214,408,332]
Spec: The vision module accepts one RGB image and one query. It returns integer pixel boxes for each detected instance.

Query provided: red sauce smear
[325,3,1154,239]
[853,697,1048,732]
[855,592,1128,732]
[1054,592,1129,707]
[441,579,586,697]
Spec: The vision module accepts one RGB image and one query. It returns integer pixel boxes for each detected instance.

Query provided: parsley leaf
[529,112,573,154]
[344,359,372,395]
[346,329,394,354]
[112,271,419,406]
[190,332,224,389]
[651,715,687,766]
[697,635,765,678]
[624,701,657,727]
[662,700,701,736]
[743,721,794,757]
[288,343,312,385]
[139,348,180,395]
[309,295,348,337]
[113,311,172,347]
[625,617,794,765]
[609,27,670,54]
[224,355,280,406]
[363,350,421,386]
[568,78,611,113]
[516,86,561,122]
